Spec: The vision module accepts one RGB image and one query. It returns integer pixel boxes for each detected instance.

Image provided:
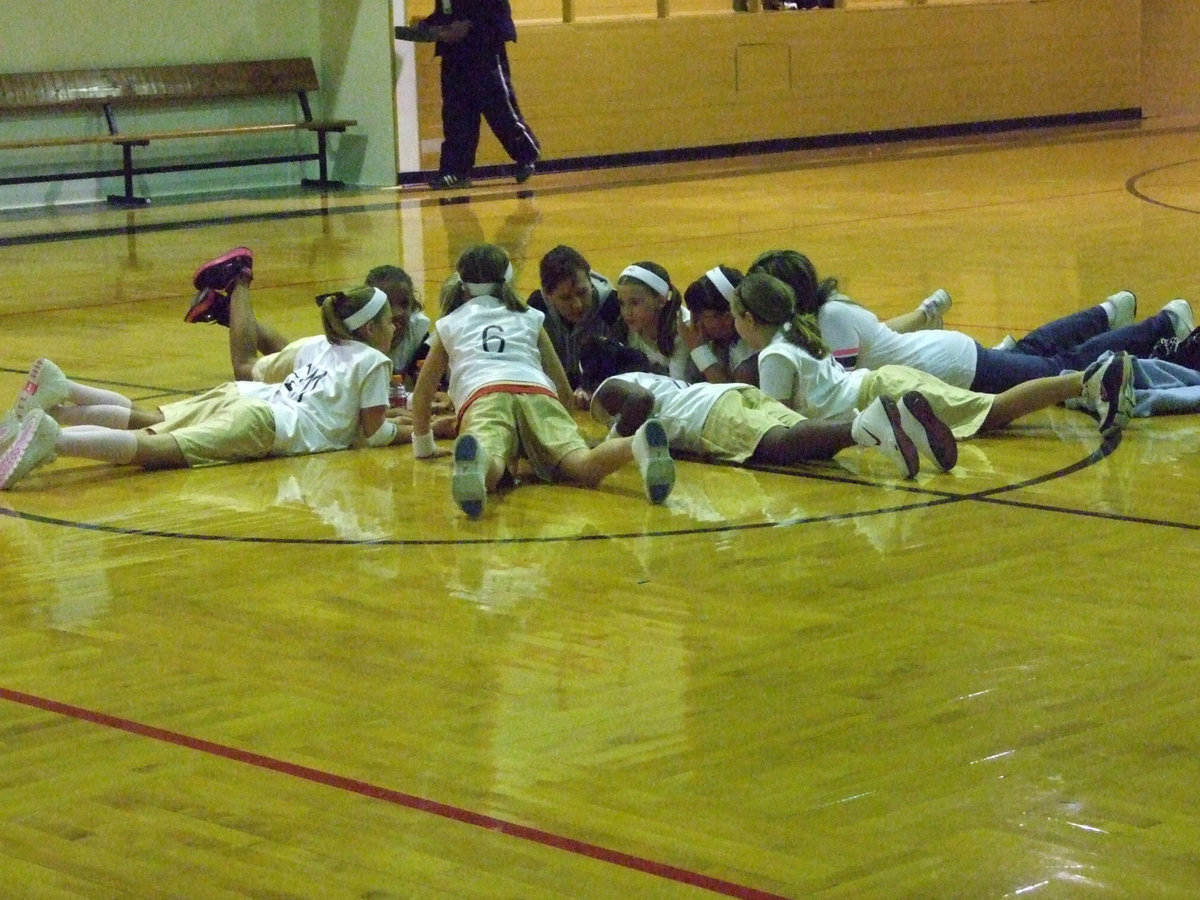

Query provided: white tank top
[591,371,744,454]
[434,296,556,412]
[237,336,391,454]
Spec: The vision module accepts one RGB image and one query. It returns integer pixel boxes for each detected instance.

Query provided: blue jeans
[969,306,1174,394]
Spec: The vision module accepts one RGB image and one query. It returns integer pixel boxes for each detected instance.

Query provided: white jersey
[819,295,977,389]
[435,295,556,411]
[237,336,391,455]
[757,330,867,419]
[391,309,432,373]
[591,371,744,454]
[626,330,696,381]
[727,336,756,373]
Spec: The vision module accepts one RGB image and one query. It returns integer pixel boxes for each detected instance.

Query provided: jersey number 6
[482,325,506,354]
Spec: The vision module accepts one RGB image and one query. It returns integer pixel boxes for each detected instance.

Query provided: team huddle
[4,241,1198,519]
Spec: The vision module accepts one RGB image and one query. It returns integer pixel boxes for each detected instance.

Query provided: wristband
[690,343,720,371]
[366,420,398,448]
[412,430,436,458]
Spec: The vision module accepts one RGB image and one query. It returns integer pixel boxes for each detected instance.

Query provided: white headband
[705,267,737,303]
[343,287,388,331]
[620,265,670,298]
[463,262,514,297]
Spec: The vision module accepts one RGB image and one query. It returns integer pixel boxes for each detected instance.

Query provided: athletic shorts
[859,365,993,438]
[697,388,804,463]
[154,384,276,467]
[461,392,589,482]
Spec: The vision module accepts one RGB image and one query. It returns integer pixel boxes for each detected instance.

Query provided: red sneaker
[184,287,231,326]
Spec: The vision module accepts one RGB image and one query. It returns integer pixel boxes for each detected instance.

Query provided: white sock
[1099,300,1117,325]
[53,403,133,428]
[57,426,138,464]
[66,382,134,410]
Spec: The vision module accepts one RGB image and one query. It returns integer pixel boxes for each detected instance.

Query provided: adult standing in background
[398,0,541,189]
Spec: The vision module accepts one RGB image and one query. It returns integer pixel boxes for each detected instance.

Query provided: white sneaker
[1080,351,1134,435]
[1162,298,1195,339]
[919,289,952,326]
[14,358,69,420]
[0,410,19,450]
[851,396,919,478]
[0,408,60,490]
[897,391,958,472]
[1104,290,1137,330]
[993,335,1017,351]
[451,433,488,518]
[632,418,675,504]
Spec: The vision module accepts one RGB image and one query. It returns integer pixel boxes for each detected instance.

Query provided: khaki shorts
[697,387,804,463]
[462,392,589,482]
[859,365,993,438]
[154,384,277,467]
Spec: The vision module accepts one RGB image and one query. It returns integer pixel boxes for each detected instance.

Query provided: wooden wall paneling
[414,0,1140,171]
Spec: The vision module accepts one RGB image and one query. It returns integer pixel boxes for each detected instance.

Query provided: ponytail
[748,249,837,317]
[456,243,527,312]
[316,285,387,344]
[735,271,829,358]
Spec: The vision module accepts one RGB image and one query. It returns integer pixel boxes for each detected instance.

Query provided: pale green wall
[0,0,399,208]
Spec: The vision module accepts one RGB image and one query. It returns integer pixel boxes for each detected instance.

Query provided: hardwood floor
[2,118,1200,898]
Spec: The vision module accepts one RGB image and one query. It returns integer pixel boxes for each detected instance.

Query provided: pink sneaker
[0,409,60,490]
[183,287,232,326]
[192,247,253,293]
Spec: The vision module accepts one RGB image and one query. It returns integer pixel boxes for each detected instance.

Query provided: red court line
[0,686,792,900]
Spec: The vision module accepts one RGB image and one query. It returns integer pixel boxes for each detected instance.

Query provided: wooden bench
[0,57,356,206]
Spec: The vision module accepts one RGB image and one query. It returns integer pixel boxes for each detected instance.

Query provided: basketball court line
[3,426,1197,544]
[0,685,792,900]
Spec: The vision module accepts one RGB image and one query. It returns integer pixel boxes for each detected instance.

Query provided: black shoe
[514,162,536,184]
[899,390,958,472]
[184,287,231,326]
[428,173,471,190]
[192,247,253,292]
[1150,326,1200,371]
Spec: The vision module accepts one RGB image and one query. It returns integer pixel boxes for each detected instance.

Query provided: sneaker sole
[878,396,919,479]
[192,247,253,291]
[0,410,58,490]
[1097,353,1134,435]
[901,391,958,472]
[451,435,486,518]
[638,419,675,504]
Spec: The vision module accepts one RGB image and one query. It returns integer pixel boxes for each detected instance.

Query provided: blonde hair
[316,286,387,344]
[734,272,828,358]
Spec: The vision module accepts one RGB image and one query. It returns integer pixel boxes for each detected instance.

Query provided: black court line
[1126,157,1200,215]
[3,425,1197,543]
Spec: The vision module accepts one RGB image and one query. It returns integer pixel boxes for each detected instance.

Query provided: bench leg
[107,142,149,207]
[301,130,344,191]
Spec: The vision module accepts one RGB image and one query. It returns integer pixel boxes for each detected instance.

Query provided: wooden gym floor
[3,118,1200,899]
